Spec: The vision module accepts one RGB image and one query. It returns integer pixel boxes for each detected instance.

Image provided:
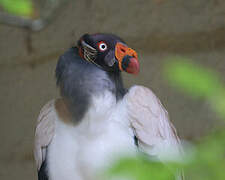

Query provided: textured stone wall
[0,0,225,179]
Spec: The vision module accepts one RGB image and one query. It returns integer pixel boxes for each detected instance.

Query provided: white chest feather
[47,91,136,180]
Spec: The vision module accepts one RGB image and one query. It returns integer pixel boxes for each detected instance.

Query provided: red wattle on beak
[115,42,140,75]
[126,57,140,75]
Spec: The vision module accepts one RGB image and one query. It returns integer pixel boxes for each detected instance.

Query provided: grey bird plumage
[55,47,126,121]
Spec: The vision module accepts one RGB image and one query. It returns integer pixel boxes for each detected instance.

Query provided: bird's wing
[34,99,56,170]
[124,85,184,179]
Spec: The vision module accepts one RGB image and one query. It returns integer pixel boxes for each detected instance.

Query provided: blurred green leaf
[163,57,224,98]
[105,156,179,180]
[0,0,33,16]
[185,130,225,180]
[163,57,225,118]
[105,130,225,180]
[210,92,225,119]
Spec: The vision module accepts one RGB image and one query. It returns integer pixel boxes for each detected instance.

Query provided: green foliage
[164,57,225,119]
[185,130,225,180]
[210,93,225,119]
[105,156,177,180]
[106,57,225,180]
[106,131,225,180]
[0,0,33,16]
[163,57,224,99]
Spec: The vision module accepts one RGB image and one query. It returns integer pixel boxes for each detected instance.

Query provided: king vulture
[34,33,184,180]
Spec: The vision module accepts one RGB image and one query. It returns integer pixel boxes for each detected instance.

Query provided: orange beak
[115,42,139,75]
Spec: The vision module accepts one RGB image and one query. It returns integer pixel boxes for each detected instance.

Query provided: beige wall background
[0,0,225,179]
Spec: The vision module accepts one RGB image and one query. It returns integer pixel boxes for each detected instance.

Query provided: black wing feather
[38,160,48,180]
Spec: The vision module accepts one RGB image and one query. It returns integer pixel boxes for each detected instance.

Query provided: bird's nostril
[120,48,126,53]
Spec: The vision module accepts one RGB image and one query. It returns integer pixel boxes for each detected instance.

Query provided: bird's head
[77,33,139,74]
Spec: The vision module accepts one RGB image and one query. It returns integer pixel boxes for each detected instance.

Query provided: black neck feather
[107,71,127,100]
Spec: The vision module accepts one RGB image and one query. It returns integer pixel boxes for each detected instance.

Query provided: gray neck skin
[55,47,126,122]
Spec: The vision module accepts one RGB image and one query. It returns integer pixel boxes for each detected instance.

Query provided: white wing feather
[125,86,184,179]
[34,99,56,170]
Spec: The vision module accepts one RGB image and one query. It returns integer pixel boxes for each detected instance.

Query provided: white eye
[98,41,108,52]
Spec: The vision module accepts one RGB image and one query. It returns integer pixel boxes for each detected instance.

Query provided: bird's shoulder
[34,99,56,170]
[34,98,73,170]
[125,85,168,120]
[124,85,181,154]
